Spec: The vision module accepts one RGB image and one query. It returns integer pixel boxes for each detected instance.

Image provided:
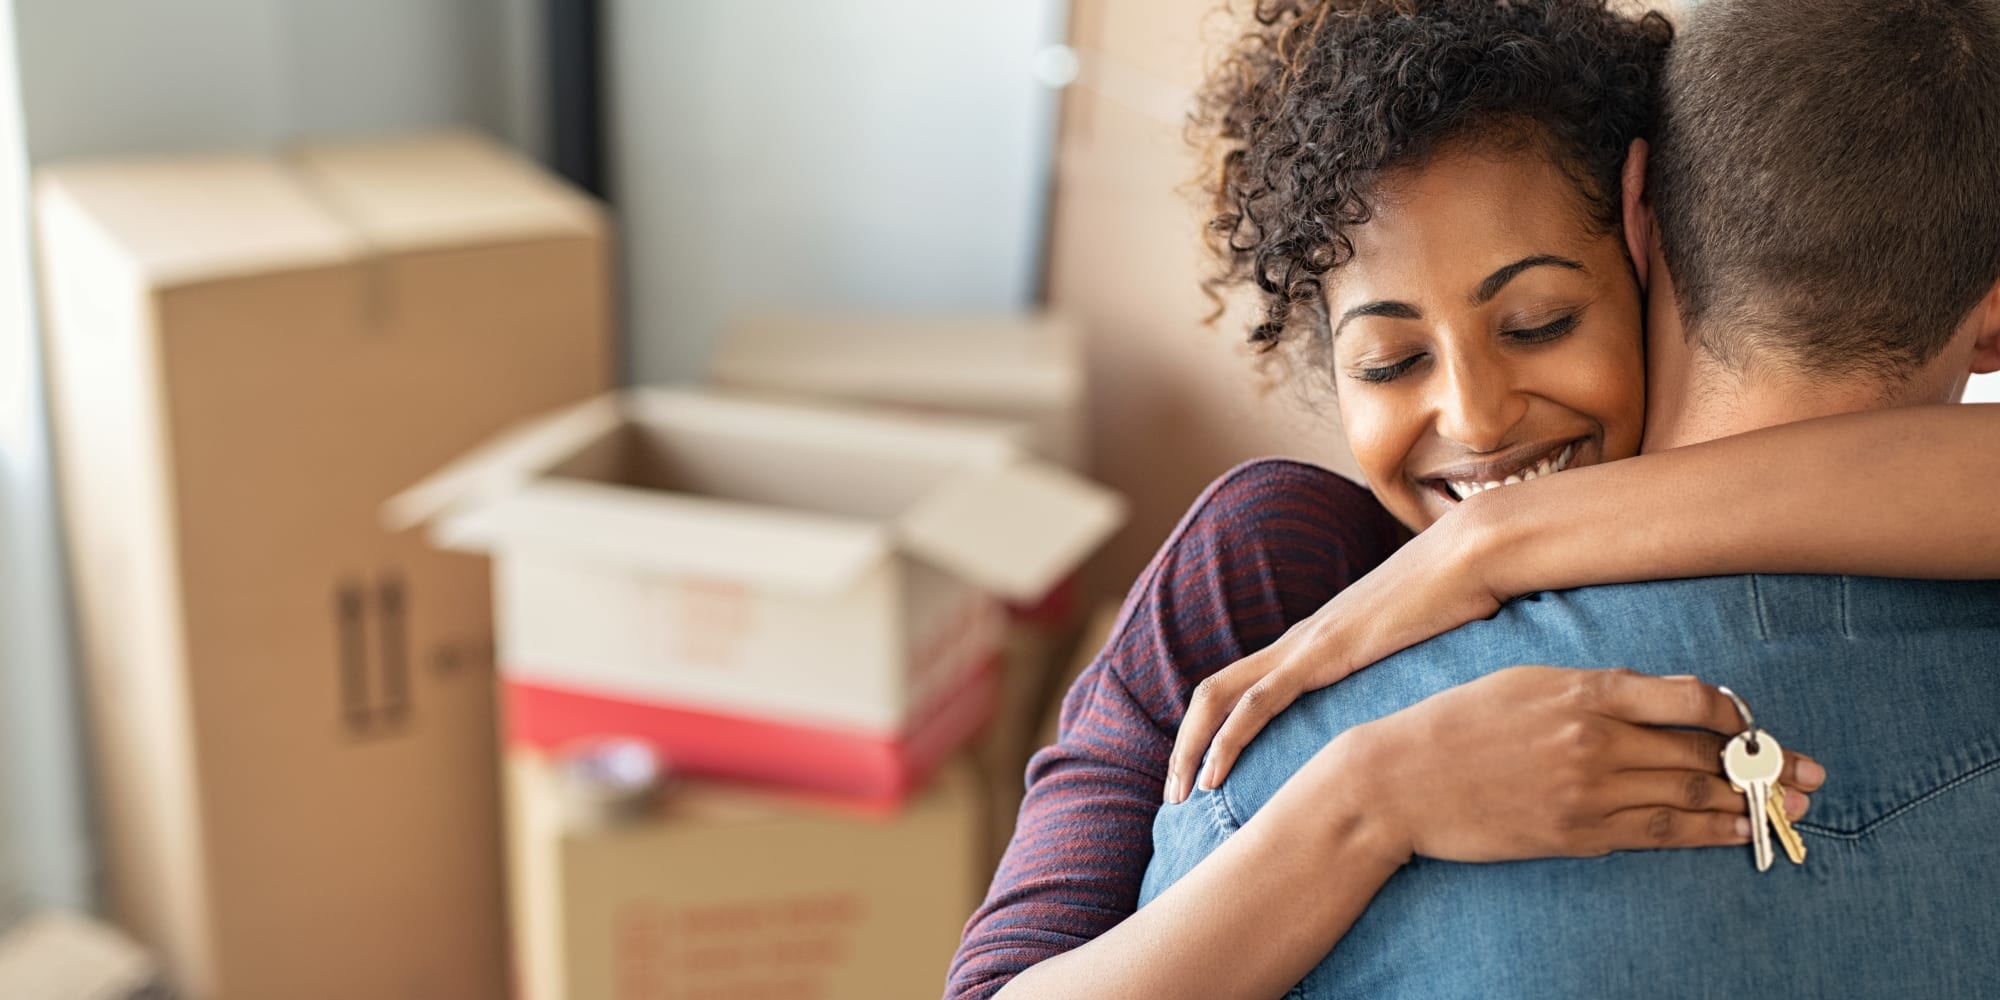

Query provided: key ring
[1718,686,1759,751]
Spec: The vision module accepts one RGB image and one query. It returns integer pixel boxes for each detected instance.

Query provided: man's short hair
[1649,0,2000,381]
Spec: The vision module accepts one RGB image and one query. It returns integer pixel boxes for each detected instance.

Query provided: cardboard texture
[0,913,166,1000]
[709,312,1088,469]
[507,750,983,1000]
[1050,0,1370,598]
[36,131,612,1000]
[391,387,1128,748]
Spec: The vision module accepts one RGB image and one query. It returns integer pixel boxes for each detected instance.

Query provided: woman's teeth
[1445,443,1576,501]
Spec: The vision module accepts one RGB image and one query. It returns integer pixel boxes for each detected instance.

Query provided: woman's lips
[1423,437,1590,504]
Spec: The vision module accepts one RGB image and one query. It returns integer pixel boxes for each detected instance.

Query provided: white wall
[1967,372,2000,403]
[11,0,526,163]
[0,0,82,921]
[608,0,1069,382]
[0,0,539,920]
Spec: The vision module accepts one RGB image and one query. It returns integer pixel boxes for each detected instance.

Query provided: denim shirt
[1141,575,2000,999]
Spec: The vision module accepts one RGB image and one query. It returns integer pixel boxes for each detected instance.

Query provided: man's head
[1638,0,2000,408]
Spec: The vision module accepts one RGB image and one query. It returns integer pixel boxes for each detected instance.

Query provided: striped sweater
[946,459,1406,998]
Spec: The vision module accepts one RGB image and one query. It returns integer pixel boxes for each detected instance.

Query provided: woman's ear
[1620,139,1653,290]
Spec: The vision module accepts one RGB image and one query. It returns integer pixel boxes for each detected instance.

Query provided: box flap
[711,312,1083,411]
[626,386,1028,469]
[436,479,891,595]
[382,394,625,534]
[897,460,1127,601]
[286,131,603,253]
[36,155,364,287]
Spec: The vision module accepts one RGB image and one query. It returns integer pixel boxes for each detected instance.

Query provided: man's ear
[1620,138,1653,290]
[1971,276,2000,375]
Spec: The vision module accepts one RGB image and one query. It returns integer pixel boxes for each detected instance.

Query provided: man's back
[1142,575,2000,998]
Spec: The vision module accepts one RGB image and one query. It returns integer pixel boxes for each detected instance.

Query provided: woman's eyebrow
[1333,300,1422,339]
[1471,254,1586,305]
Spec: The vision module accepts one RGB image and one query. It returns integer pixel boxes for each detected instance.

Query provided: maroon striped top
[945,459,1406,998]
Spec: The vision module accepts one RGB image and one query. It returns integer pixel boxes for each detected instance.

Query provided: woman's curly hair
[1196,0,1673,364]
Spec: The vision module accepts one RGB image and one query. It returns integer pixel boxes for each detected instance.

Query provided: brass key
[1765,782,1807,866]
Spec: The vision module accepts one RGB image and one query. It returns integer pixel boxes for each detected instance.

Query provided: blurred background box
[709,311,1087,471]
[35,131,611,1000]
[709,311,1097,629]
[389,387,1126,806]
[0,912,165,1000]
[506,750,982,1000]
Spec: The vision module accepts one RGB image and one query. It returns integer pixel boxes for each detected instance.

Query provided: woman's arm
[1470,402,2000,596]
[1000,668,1818,1000]
[1171,403,2000,798]
[947,461,1407,998]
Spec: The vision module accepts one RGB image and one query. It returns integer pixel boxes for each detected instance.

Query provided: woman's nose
[1433,358,1527,453]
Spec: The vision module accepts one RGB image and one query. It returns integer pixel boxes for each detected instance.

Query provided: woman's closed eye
[1354,353,1425,384]
[1502,312,1581,345]
[1348,311,1585,384]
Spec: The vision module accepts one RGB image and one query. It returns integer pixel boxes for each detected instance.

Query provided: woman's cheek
[1336,390,1429,519]
[1552,329,1647,457]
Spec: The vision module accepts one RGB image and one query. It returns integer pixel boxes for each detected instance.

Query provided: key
[1722,728,1784,872]
[1765,782,1808,866]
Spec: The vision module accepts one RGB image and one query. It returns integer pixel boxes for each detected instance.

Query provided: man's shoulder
[1224,574,2000,821]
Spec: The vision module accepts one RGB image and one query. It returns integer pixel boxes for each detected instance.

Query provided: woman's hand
[1319,666,1825,864]
[1168,504,1508,803]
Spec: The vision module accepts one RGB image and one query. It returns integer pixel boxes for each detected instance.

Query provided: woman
[949,1,1994,997]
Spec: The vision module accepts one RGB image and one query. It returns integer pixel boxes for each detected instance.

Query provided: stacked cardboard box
[387,372,1121,997]
[36,132,612,999]
[389,387,1125,807]
[506,750,983,1000]
[707,313,1113,856]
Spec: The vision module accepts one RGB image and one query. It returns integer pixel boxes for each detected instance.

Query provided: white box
[389,388,1126,735]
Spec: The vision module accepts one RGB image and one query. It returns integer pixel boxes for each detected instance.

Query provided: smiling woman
[1325,147,1646,529]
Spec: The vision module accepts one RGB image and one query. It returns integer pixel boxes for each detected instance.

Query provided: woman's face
[1327,145,1647,532]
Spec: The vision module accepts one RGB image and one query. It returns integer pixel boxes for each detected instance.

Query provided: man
[1141,0,2000,996]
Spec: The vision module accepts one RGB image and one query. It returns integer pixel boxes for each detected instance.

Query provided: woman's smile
[1420,434,1590,504]
[1326,143,1647,532]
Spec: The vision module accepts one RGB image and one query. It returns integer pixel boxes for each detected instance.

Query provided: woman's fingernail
[1664,674,1697,681]
[1788,789,1810,819]
[1798,759,1826,787]
[1735,816,1751,838]
[1164,774,1178,804]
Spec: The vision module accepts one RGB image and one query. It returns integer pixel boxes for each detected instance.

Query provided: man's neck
[1638,264,1906,451]
[1643,362,1893,451]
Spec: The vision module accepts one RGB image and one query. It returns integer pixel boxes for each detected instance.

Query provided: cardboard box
[1046,2,1374,599]
[0,913,166,1000]
[710,312,1088,470]
[504,654,1002,808]
[507,750,983,1000]
[388,388,1126,801]
[36,132,612,999]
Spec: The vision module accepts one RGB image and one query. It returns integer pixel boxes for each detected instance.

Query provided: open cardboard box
[388,388,1126,801]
